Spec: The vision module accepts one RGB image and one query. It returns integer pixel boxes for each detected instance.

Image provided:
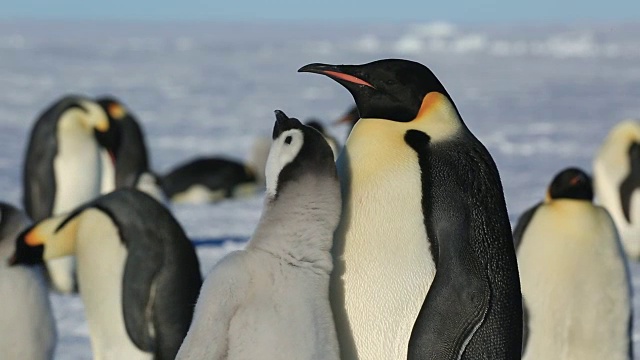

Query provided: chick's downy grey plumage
[176,110,341,360]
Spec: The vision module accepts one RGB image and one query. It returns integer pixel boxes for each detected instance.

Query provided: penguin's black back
[115,116,150,188]
[406,130,522,359]
[76,189,202,359]
[160,157,256,198]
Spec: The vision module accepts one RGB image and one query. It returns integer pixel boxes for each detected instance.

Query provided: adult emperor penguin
[514,167,631,359]
[22,94,115,294]
[160,157,257,204]
[176,110,341,360]
[593,119,640,260]
[97,96,151,190]
[10,189,202,360]
[0,203,56,360]
[299,59,522,359]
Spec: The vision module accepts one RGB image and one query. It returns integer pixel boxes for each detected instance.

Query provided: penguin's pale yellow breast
[331,92,462,359]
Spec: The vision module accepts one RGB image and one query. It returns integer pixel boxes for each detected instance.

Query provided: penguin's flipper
[407,206,490,360]
[521,297,529,356]
[512,204,541,250]
[176,252,249,359]
[620,142,640,223]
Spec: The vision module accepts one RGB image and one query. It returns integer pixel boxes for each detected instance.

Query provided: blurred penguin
[176,110,341,360]
[594,119,640,260]
[159,157,257,204]
[515,168,631,359]
[11,189,202,360]
[0,203,56,360]
[22,94,115,294]
[96,96,166,203]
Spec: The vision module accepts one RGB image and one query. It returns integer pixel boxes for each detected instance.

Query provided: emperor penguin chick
[176,110,341,360]
[515,167,631,360]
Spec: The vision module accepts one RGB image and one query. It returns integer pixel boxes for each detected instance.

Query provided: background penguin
[96,96,151,190]
[333,105,359,134]
[0,203,56,360]
[299,59,522,359]
[10,189,202,360]
[593,119,640,260]
[22,94,115,294]
[305,118,341,159]
[176,110,341,360]
[159,157,257,204]
[514,167,631,359]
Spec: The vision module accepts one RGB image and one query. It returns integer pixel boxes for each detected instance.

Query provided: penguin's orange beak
[298,63,375,89]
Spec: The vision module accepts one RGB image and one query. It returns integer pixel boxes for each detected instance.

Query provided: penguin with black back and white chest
[22,94,116,294]
[10,189,202,360]
[514,167,631,359]
[299,59,522,359]
[176,110,341,360]
[0,203,56,360]
[593,119,640,260]
[96,96,151,190]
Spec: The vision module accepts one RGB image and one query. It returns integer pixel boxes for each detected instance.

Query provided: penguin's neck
[249,175,340,275]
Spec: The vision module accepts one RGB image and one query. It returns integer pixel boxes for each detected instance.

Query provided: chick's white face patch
[265,129,304,198]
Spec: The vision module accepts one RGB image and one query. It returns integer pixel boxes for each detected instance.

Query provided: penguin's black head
[547,168,593,202]
[8,226,44,266]
[94,96,125,162]
[266,110,337,199]
[299,59,451,122]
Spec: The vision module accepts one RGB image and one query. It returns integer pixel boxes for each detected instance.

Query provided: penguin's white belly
[49,127,103,293]
[100,149,116,194]
[76,210,152,360]
[333,142,435,359]
[518,202,630,360]
[0,265,56,360]
[593,159,640,259]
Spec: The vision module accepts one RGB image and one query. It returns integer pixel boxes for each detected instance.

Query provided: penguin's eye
[284,136,292,145]
[385,79,396,86]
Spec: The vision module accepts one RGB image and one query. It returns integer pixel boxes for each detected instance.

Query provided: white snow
[0,20,639,358]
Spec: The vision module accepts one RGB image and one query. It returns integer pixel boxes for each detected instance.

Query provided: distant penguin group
[8,55,638,360]
[22,94,116,294]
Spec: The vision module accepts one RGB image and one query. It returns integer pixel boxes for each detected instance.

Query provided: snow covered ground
[0,20,639,358]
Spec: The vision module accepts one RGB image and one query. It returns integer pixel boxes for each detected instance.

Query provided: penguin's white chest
[53,124,102,214]
[332,122,436,360]
[75,210,152,360]
[518,202,630,360]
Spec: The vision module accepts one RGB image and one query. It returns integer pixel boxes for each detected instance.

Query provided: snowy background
[0,20,639,358]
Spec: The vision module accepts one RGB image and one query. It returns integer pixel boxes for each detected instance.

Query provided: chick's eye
[284,136,292,145]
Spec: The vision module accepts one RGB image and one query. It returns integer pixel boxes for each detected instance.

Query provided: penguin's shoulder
[513,203,542,250]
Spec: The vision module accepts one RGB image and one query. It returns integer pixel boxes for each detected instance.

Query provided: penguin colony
[0,57,635,360]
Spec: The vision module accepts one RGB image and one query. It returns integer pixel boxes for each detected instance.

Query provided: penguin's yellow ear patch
[108,103,126,120]
[25,230,44,246]
[416,92,445,119]
[95,119,110,133]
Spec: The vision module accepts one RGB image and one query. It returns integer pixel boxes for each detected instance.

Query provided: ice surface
[0,20,639,358]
